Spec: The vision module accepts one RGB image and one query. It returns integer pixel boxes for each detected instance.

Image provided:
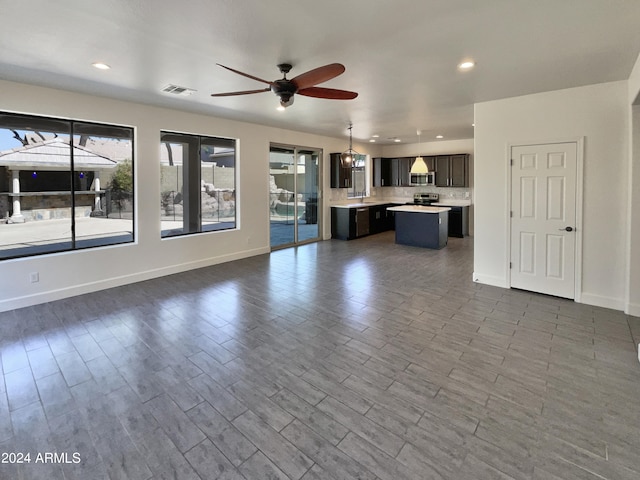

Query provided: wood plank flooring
[1,232,639,479]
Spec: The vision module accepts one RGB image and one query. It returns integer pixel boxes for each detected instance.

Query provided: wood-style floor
[1,232,639,480]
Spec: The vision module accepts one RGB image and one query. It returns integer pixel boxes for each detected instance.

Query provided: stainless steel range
[409,193,439,205]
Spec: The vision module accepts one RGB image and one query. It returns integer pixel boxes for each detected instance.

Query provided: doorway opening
[269,144,321,249]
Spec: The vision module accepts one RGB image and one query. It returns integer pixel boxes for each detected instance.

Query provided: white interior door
[510,142,577,299]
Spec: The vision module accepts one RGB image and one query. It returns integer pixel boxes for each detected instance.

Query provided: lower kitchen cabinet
[331,207,360,240]
[369,204,394,234]
[448,205,469,237]
[331,204,395,240]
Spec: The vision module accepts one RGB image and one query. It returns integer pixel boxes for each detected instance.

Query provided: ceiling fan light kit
[211,62,358,109]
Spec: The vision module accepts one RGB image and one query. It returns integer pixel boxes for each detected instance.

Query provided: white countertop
[387,205,451,214]
[331,200,406,209]
[331,198,471,208]
[431,200,472,207]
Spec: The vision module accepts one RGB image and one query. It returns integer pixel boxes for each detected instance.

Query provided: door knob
[559,226,574,232]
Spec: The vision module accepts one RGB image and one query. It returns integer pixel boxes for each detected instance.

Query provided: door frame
[505,137,585,302]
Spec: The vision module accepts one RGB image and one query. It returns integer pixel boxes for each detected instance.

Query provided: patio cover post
[9,169,25,223]
[93,171,103,213]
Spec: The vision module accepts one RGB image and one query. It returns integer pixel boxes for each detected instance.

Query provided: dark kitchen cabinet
[332,204,395,239]
[331,207,355,239]
[447,205,469,237]
[369,203,395,234]
[435,156,451,187]
[396,158,411,186]
[372,158,392,187]
[450,155,468,187]
[435,154,469,187]
[331,207,370,239]
[330,153,352,188]
[373,158,411,186]
[424,156,436,173]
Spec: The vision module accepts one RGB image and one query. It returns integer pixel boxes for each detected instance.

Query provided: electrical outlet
[30,272,39,283]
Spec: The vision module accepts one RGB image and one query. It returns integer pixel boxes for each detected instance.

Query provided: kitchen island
[386,205,451,249]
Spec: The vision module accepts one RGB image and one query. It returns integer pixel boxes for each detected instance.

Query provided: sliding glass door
[269,144,320,249]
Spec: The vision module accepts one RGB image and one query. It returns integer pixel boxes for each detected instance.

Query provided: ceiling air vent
[162,84,196,96]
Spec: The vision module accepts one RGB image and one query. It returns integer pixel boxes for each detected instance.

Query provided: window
[348,154,367,198]
[160,131,236,237]
[0,112,134,260]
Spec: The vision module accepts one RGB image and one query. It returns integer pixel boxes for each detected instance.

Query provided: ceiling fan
[211,63,358,108]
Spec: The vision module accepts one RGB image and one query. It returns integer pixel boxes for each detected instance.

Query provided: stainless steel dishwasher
[355,208,370,237]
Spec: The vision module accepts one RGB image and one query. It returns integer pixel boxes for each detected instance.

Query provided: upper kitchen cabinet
[423,156,436,173]
[450,154,468,187]
[372,157,390,187]
[330,152,352,188]
[373,157,411,187]
[435,154,469,187]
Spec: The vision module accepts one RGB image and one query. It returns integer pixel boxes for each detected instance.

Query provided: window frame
[347,154,368,199]
[160,130,237,238]
[0,111,135,261]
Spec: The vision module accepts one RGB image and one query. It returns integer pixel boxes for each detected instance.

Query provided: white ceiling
[1,0,640,144]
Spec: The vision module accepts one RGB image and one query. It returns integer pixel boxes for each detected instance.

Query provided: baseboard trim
[580,292,625,312]
[472,272,508,289]
[625,302,640,317]
[0,246,270,313]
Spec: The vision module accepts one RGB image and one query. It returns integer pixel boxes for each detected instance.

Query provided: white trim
[472,272,509,288]
[626,302,640,317]
[625,105,640,317]
[574,137,585,303]
[0,246,270,313]
[506,137,584,301]
[580,292,626,311]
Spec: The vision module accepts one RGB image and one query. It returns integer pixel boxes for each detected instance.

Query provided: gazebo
[0,139,117,223]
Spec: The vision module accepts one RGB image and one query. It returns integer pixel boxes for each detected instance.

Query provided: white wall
[381,138,474,158]
[0,80,377,312]
[627,53,640,316]
[474,81,630,310]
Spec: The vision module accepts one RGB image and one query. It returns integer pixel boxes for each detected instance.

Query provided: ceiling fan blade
[297,87,358,100]
[211,88,271,97]
[216,64,274,85]
[291,63,346,89]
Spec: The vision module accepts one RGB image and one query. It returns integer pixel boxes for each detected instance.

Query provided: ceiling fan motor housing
[272,79,298,103]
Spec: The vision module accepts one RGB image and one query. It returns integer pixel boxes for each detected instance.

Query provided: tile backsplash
[330,186,472,203]
[373,186,471,200]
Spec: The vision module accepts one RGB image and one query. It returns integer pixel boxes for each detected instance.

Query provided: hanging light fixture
[340,123,359,167]
[410,130,429,174]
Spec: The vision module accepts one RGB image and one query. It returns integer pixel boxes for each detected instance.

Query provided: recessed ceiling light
[458,60,475,70]
[436,135,444,139]
[394,138,401,143]
[92,62,111,70]
[369,139,376,143]
[372,134,379,138]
